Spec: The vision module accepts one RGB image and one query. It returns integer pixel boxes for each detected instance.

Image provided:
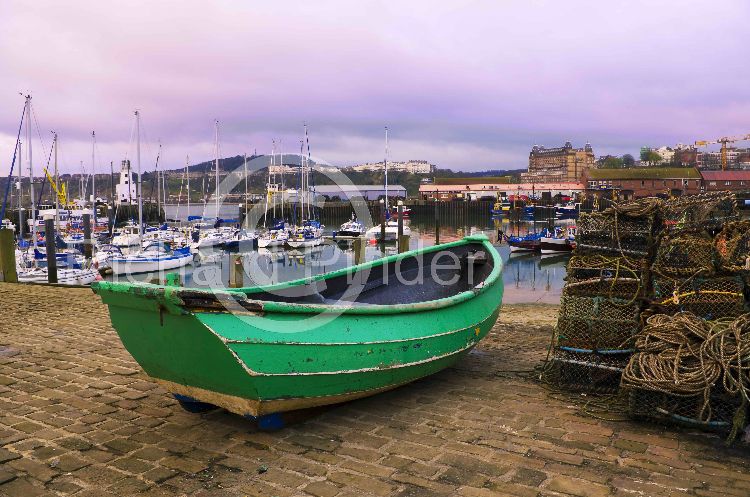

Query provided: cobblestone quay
[1,283,750,496]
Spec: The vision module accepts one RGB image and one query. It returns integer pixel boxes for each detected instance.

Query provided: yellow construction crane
[694,134,750,170]
[43,167,68,207]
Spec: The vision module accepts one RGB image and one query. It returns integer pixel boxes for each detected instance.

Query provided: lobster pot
[661,192,738,236]
[625,388,743,433]
[651,276,746,320]
[714,220,750,273]
[652,231,715,278]
[576,211,657,258]
[548,349,629,394]
[556,295,641,351]
[563,277,645,301]
[567,255,647,283]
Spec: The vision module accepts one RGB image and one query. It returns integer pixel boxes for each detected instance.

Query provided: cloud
[1,0,749,175]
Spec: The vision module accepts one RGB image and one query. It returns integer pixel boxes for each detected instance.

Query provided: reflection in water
[106,216,571,304]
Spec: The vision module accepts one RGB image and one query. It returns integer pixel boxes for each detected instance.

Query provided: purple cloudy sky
[1,1,749,174]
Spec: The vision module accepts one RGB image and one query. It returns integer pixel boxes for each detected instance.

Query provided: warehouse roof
[700,171,750,181]
[587,167,701,180]
[432,176,513,185]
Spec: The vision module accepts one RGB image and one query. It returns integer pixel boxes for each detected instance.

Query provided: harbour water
[107,213,573,304]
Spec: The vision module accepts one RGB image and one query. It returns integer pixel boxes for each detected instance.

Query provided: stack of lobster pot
[549,198,662,393]
[621,194,749,436]
[649,192,744,320]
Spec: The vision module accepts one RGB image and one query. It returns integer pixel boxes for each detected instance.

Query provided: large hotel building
[520,142,595,183]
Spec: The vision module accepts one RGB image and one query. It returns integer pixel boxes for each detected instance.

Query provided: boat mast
[53,132,59,232]
[186,154,190,221]
[17,139,24,241]
[264,142,272,228]
[25,95,37,250]
[299,139,304,225]
[384,126,389,216]
[295,140,302,227]
[243,153,248,229]
[155,142,162,221]
[279,140,284,220]
[136,110,143,242]
[305,124,315,221]
[302,125,307,221]
[91,131,96,226]
[214,120,220,219]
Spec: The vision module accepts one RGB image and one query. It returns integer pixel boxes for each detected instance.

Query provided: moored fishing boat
[504,229,549,252]
[336,216,365,238]
[92,234,503,426]
[540,226,577,254]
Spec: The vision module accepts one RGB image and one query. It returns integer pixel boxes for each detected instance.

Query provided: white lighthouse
[116,159,138,205]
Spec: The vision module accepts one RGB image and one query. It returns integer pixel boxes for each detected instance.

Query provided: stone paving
[1,283,750,497]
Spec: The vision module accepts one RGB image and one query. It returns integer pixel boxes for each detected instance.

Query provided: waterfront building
[346,160,435,174]
[585,167,702,199]
[697,148,750,170]
[419,177,584,201]
[314,184,407,201]
[700,171,750,191]
[520,142,595,183]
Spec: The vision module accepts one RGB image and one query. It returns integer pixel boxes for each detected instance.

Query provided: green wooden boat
[92,234,503,427]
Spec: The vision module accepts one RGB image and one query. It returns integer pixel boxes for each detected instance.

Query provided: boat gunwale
[93,234,503,316]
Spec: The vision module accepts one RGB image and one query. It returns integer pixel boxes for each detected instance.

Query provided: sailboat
[224,228,258,251]
[258,142,290,248]
[15,108,98,285]
[365,127,412,242]
[258,219,289,248]
[110,111,193,275]
[287,125,324,248]
[191,121,232,250]
[111,241,192,275]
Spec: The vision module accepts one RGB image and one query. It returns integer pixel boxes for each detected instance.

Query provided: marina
[3,2,750,495]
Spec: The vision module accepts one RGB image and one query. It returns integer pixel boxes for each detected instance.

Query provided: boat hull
[336,230,365,238]
[93,235,503,417]
[19,268,98,285]
[539,237,574,254]
[286,237,323,248]
[508,240,539,252]
[111,254,193,275]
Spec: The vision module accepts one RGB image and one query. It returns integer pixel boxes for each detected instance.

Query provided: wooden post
[83,213,92,259]
[229,254,243,288]
[0,228,17,283]
[45,217,58,284]
[434,200,440,245]
[398,234,410,254]
[397,201,404,238]
[353,236,365,265]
